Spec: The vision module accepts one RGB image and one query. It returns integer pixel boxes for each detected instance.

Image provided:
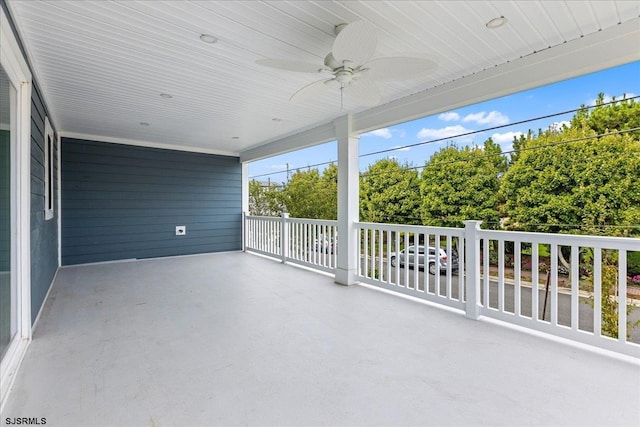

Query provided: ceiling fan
[256,21,436,109]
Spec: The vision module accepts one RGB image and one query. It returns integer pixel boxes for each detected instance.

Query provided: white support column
[241,162,249,214]
[463,220,482,319]
[334,115,359,286]
[281,212,289,263]
[241,162,249,252]
[241,211,247,252]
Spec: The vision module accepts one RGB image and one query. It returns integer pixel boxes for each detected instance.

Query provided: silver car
[390,245,458,275]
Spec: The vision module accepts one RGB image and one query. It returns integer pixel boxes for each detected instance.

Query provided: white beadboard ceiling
[6,0,640,157]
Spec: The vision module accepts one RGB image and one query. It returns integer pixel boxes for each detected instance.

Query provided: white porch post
[281,212,289,263]
[241,162,249,252]
[334,115,359,286]
[463,220,482,319]
[241,162,249,214]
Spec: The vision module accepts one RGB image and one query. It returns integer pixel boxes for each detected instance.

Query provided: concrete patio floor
[2,252,639,427]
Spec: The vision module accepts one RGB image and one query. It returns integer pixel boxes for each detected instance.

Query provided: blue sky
[248,61,639,182]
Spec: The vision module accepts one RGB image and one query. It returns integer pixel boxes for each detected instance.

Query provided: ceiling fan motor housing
[257,20,435,107]
[324,52,341,70]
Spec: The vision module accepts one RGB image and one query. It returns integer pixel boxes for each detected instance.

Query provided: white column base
[335,268,358,286]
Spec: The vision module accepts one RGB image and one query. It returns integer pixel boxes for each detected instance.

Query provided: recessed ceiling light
[200,34,218,44]
[486,16,507,29]
[140,122,150,126]
[232,136,240,140]
[160,93,173,98]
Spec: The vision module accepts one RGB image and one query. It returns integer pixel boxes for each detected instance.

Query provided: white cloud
[363,128,393,139]
[387,155,398,160]
[489,131,525,152]
[417,125,473,142]
[462,111,509,126]
[392,145,410,152]
[438,112,460,122]
[490,131,524,144]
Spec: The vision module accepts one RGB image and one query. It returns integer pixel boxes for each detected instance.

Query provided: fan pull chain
[340,84,345,111]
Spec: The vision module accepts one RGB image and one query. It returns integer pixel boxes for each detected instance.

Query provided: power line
[359,95,639,159]
[360,127,640,179]
[250,160,336,180]
[250,127,638,183]
[248,94,639,180]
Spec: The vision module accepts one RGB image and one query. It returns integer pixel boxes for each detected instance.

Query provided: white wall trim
[0,5,32,411]
[43,116,54,221]
[60,131,239,157]
[56,132,61,267]
[239,122,336,163]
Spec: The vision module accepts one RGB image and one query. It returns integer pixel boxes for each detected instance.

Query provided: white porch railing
[244,215,283,259]
[244,215,640,358]
[357,222,466,311]
[245,214,337,273]
[475,226,640,357]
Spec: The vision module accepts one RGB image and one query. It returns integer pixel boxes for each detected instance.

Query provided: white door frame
[0,6,32,410]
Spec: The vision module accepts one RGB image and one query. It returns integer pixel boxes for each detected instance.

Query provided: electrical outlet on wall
[176,226,186,236]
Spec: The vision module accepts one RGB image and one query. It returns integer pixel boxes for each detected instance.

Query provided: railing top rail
[287,217,338,226]
[245,215,337,226]
[478,228,640,250]
[356,221,465,237]
[245,215,282,221]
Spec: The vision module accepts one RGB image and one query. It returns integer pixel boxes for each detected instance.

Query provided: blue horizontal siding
[30,84,58,324]
[61,138,242,265]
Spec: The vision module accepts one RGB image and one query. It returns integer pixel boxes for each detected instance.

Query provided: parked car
[390,245,458,275]
[314,235,336,254]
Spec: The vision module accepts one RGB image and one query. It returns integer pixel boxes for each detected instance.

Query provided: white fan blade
[332,21,377,66]
[256,59,324,73]
[344,77,381,107]
[364,57,437,81]
[290,78,337,103]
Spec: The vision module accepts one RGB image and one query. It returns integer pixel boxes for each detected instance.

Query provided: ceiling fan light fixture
[200,34,218,44]
[486,16,507,29]
[257,20,434,109]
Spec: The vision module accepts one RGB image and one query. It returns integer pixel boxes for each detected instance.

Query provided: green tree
[281,165,337,219]
[317,163,338,220]
[420,138,506,228]
[500,120,640,236]
[360,158,421,224]
[572,93,640,138]
[588,263,640,339]
[509,130,533,166]
[248,179,284,216]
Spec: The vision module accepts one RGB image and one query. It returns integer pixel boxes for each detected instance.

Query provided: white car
[390,245,458,275]
[314,235,336,254]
